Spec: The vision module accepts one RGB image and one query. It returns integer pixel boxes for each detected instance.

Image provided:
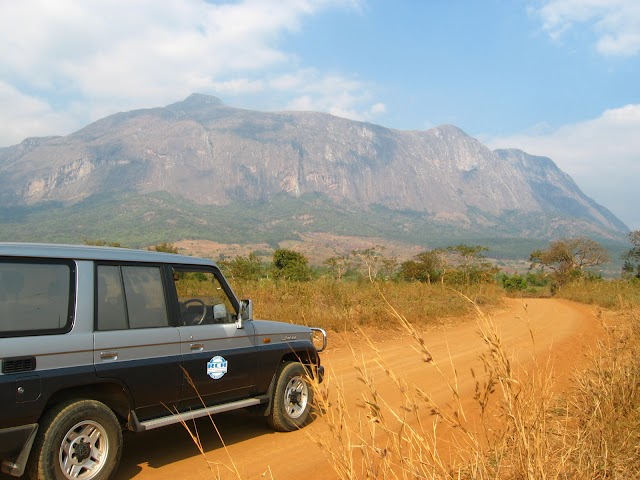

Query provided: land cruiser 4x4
[0,243,326,479]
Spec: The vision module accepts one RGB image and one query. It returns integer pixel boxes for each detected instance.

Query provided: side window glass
[96,265,128,331]
[0,261,72,335]
[173,269,236,326]
[122,266,169,329]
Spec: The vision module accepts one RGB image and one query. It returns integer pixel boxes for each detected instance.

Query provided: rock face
[0,94,627,236]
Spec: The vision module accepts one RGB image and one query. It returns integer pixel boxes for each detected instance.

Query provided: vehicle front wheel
[27,399,122,480]
[267,362,314,432]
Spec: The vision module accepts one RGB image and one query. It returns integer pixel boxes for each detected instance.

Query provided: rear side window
[97,264,169,330]
[0,259,74,336]
[97,265,128,331]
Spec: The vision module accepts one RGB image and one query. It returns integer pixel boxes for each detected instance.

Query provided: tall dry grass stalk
[174,371,246,480]
[310,290,577,479]
[568,309,640,478]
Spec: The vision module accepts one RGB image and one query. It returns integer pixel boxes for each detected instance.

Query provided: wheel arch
[262,350,317,416]
[44,381,132,424]
[280,348,318,372]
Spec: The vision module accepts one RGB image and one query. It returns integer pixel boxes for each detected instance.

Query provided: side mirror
[237,299,252,329]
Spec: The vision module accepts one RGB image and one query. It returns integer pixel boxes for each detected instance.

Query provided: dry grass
[309,291,640,479]
[175,371,245,480]
[234,278,503,332]
[557,279,640,309]
[567,309,640,478]
[310,292,568,479]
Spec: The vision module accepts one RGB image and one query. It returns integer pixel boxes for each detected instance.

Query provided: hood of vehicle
[251,320,312,338]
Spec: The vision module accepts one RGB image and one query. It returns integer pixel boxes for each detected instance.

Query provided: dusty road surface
[105,297,602,480]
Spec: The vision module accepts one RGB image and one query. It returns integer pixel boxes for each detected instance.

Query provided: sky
[1,0,638,229]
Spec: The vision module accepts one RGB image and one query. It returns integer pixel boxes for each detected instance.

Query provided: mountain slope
[0,94,628,244]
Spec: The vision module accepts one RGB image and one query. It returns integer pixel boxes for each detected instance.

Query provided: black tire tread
[27,399,122,480]
[267,361,313,432]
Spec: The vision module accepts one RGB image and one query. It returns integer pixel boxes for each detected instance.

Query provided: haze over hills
[0,94,629,258]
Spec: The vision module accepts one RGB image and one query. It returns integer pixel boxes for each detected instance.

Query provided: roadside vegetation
[217,234,639,332]
[84,234,640,330]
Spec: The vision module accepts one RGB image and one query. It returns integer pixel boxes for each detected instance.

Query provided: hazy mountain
[0,94,628,248]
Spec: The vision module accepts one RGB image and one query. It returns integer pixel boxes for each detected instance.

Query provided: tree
[530,237,609,285]
[622,230,640,279]
[272,249,312,281]
[498,273,528,292]
[351,245,396,280]
[223,253,265,281]
[324,255,353,281]
[398,250,443,283]
[441,244,495,286]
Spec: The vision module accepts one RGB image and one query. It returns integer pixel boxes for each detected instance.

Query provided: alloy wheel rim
[284,375,309,419]
[59,420,109,480]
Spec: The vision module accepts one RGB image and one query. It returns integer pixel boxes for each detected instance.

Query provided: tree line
[219,232,638,290]
[85,231,640,291]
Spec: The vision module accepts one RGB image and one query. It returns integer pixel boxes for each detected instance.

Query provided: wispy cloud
[486,104,640,229]
[534,0,640,56]
[277,69,384,121]
[0,82,77,143]
[0,0,375,146]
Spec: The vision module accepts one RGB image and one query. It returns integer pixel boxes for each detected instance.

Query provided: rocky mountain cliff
[0,94,628,243]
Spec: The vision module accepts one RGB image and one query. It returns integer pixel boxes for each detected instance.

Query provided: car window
[173,269,236,325]
[97,265,169,330]
[0,260,73,335]
[96,265,128,331]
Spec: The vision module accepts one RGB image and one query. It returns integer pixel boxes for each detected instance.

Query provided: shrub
[272,249,312,281]
[220,253,265,281]
[498,273,528,292]
[150,242,179,253]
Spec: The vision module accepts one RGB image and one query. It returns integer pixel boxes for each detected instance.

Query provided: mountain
[0,94,628,253]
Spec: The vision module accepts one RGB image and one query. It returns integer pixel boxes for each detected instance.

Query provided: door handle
[100,351,118,360]
[190,343,204,351]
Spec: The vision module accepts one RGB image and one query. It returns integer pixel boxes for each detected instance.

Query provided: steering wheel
[181,298,208,325]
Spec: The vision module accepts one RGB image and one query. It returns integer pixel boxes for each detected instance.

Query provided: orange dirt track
[106,297,602,480]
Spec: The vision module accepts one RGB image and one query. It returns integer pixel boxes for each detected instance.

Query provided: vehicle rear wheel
[267,362,314,432]
[27,399,122,480]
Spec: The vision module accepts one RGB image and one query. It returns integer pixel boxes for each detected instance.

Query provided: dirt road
[106,297,602,480]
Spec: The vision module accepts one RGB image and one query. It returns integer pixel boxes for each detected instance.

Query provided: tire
[27,399,123,480]
[267,362,314,432]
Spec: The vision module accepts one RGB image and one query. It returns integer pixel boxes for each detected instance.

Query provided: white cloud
[369,103,386,115]
[0,0,374,146]
[230,68,385,122]
[534,0,640,56]
[486,104,640,229]
[0,82,77,145]
[277,69,384,122]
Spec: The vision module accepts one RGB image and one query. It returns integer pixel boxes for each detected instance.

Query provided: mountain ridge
[0,94,628,247]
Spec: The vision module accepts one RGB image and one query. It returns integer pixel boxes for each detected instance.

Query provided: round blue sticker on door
[207,356,228,380]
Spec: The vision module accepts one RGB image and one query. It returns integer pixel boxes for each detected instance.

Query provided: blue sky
[1,0,638,228]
